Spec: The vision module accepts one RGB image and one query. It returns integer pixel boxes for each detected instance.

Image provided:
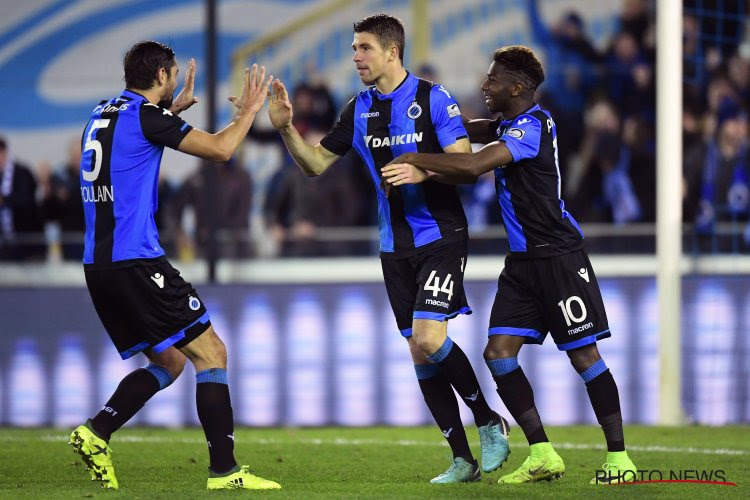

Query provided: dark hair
[353,14,405,62]
[493,45,545,91]
[123,41,176,90]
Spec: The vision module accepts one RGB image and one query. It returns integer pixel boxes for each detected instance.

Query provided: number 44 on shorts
[424,270,454,301]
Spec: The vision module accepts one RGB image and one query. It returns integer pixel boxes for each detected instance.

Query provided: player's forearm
[278,125,330,176]
[399,152,484,178]
[211,109,259,162]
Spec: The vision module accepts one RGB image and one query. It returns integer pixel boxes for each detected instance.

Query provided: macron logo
[151,273,165,288]
[364,132,423,148]
[578,267,590,283]
[517,117,530,125]
[442,428,453,438]
[465,390,479,402]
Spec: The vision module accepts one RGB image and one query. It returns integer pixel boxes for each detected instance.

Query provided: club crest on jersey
[506,128,525,139]
[407,101,422,119]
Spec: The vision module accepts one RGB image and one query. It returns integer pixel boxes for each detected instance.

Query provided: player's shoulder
[140,102,172,114]
[426,80,457,102]
[508,109,546,130]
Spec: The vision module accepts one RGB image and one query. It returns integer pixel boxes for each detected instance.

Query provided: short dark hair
[353,14,405,62]
[493,45,545,91]
[123,41,176,90]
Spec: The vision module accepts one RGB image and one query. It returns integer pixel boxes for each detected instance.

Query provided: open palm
[268,79,293,130]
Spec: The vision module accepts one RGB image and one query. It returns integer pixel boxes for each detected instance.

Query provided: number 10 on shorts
[424,270,454,301]
[557,295,588,326]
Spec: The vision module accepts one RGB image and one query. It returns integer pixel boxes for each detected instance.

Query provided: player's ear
[512,82,523,97]
[156,67,167,88]
[389,44,398,62]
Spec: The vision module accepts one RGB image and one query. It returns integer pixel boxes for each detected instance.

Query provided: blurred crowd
[1,0,748,261]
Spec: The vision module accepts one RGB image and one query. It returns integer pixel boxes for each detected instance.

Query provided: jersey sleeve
[499,114,542,162]
[429,84,468,149]
[139,103,193,149]
[319,97,355,156]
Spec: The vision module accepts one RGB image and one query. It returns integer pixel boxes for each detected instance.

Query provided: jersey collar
[373,71,415,100]
[122,89,148,102]
[500,102,541,126]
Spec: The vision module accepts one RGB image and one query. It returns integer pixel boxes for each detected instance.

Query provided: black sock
[427,338,495,427]
[415,364,473,461]
[196,368,237,474]
[90,367,162,442]
[493,367,548,445]
[585,369,625,452]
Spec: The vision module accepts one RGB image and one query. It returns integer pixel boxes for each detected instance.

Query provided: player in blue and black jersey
[382,46,638,485]
[69,41,280,491]
[267,14,510,483]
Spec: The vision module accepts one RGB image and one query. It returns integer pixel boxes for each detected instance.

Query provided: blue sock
[426,337,454,363]
[580,359,608,383]
[144,363,174,390]
[486,357,520,377]
[195,368,236,473]
[196,368,228,385]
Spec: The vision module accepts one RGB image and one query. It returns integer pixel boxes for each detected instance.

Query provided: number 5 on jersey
[82,119,110,182]
[424,270,453,301]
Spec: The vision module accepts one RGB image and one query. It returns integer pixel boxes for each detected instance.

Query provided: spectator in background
[726,52,750,110]
[571,99,642,224]
[603,32,648,116]
[174,159,253,259]
[618,0,651,49]
[264,128,369,256]
[685,98,749,230]
[41,138,85,260]
[527,0,602,177]
[0,137,43,260]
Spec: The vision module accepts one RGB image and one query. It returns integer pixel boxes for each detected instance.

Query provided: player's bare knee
[147,347,186,380]
[484,335,523,360]
[567,343,601,372]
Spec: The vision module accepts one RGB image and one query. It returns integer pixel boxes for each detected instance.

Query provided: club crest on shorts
[407,101,422,119]
[188,296,201,311]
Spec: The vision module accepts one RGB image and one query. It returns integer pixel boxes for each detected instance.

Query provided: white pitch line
[0,434,744,456]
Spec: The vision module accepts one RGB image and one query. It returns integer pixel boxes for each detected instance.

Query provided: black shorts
[85,257,211,359]
[381,240,471,337]
[488,249,610,350]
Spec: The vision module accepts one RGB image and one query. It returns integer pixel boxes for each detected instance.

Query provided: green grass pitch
[0,425,747,498]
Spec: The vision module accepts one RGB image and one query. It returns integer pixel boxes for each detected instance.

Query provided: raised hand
[228,64,273,116]
[170,58,198,114]
[267,79,293,130]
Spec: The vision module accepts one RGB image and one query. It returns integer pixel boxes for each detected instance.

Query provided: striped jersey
[80,90,192,267]
[494,103,584,257]
[320,72,468,258]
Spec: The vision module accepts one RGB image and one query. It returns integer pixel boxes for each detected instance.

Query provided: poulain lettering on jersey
[93,102,129,114]
[364,132,423,148]
[81,185,114,203]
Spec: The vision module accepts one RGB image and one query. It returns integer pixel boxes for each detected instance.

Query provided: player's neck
[127,87,162,106]
[375,67,408,95]
[503,99,535,121]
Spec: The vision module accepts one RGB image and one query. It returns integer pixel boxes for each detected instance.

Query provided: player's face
[481,62,515,114]
[352,32,391,84]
